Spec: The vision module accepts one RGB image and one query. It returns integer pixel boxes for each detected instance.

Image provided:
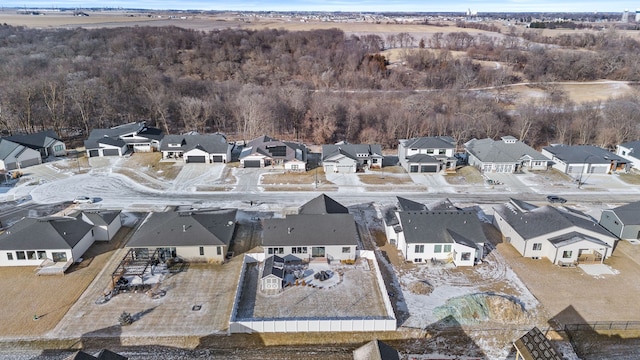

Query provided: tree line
[0,23,638,150]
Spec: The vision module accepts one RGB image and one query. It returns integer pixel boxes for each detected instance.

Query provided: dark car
[546,195,567,204]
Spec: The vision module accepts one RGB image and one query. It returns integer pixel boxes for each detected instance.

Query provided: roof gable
[299,194,349,215]
[604,201,640,224]
[0,214,94,251]
[4,130,61,149]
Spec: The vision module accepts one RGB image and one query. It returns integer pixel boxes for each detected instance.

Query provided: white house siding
[184,148,209,163]
[600,210,640,240]
[264,245,356,261]
[323,156,357,173]
[15,147,42,168]
[404,147,455,158]
[50,141,67,157]
[547,239,611,265]
[0,249,73,267]
[494,212,616,263]
[241,155,268,167]
[175,245,226,263]
[616,144,640,170]
[70,232,97,263]
[285,159,306,172]
[92,218,122,241]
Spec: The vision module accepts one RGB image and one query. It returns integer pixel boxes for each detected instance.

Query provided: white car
[73,196,93,204]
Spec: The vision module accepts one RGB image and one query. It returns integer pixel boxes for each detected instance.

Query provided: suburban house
[260,255,285,295]
[0,210,122,268]
[599,201,640,241]
[384,198,486,266]
[398,136,457,173]
[493,199,617,266]
[84,122,164,157]
[239,135,307,171]
[465,136,549,173]
[321,142,383,173]
[542,144,628,176]
[160,133,232,163]
[0,138,42,171]
[615,140,640,172]
[4,130,67,158]
[262,195,358,261]
[126,208,237,263]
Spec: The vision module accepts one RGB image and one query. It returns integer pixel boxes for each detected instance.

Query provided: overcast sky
[4,0,638,13]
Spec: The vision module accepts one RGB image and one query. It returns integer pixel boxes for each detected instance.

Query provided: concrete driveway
[232,168,265,193]
[171,163,225,192]
[325,172,364,192]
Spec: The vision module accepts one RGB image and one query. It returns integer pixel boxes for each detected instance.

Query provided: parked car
[73,196,93,204]
[546,195,567,204]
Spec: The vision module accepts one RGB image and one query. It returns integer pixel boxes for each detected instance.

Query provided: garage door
[567,165,583,174]
[19,158,41,168]
[212,155,224,163]
[336,165,354,173]
[103,149,120,156]
[420,165,438,173]
[187,156,206,163]
[244,160,261,168]
[89,150,100,157]
[589,166,607,174]
[324,165,334,173]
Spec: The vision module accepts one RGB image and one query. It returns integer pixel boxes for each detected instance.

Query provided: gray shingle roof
[405,154,439,163]
[494,200,613,240]
[159,133,229,154]
[620,140,640,160]
[605,201,640,224]
[126,209,236,248]
[465,138,547,163]
[299,194,349,215]
[0,214,94,251]
[400,136,456,149]
[513,327,563,360]
[4,130,61,150]
[542,145,627,164]
[0,138,22,160]
[321,143,382,162]
[396,197,427,211]
[262,214,358,247]
[85,122,163,150]
[548,231,611,248]
[397,211,487,245]
[262,255,284,279]
[240,135,306,161]
[82,211,121,227]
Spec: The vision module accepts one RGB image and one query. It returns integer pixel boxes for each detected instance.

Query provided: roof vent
[183,225,186,232]
[288,227,292,234]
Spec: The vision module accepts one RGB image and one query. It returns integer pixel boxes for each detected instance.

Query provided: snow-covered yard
[236,258,388,319]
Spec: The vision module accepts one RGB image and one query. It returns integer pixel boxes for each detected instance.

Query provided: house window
[268,247,284,255]
[414,258,423,263]
[37,251,46,259]
[444,245,452,252]
[52,252,67,262]
[199,247,204,256]
[438,149,446,155]
[292,247,308,254]
[461,252,471,261]
[16,251,26,260]
[27,251,36,260]
[427,149,434,154]
[415,245,424,253]
[434,245,442,253]
[290,164,299,170]
[54,144,64,152]
[342,247,351,253]
[532,243,542,251]
[410,165,419,173]
[372,158,378,163]
[562,250,573,259]
[217,246,222,255]
[6,253,13,261]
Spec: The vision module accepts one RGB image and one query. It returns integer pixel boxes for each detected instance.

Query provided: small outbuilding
[260,255,284,295]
